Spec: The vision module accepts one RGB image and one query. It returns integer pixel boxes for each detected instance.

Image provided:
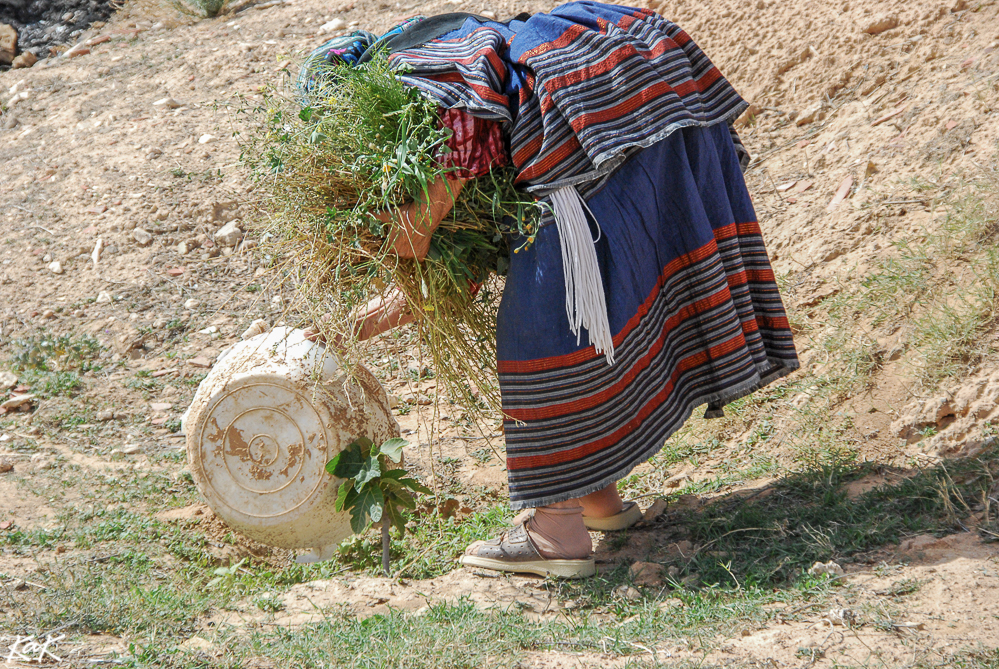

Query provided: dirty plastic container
[182,327,399,561]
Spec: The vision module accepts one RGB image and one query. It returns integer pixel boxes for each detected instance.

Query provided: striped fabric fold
[390,2,748,194]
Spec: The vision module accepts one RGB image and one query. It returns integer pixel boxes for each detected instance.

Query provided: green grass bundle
[244,54,544,414]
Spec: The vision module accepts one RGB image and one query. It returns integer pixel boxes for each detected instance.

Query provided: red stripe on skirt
[506,333,750,469]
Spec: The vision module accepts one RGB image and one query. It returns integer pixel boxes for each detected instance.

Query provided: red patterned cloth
[438,107,508,178]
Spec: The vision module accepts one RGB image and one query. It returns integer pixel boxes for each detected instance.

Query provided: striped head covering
[296,17,426,107]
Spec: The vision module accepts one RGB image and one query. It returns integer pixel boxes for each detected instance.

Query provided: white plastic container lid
[183,327,399,558]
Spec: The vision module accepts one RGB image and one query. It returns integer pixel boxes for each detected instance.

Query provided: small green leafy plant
[326,436,431,574]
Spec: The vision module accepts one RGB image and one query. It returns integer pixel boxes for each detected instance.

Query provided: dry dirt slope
[1,0,999,667]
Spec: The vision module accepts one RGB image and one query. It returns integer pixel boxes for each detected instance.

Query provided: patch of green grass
[4,334,105,398]
[657,447,999,589]
[333,504,512,580]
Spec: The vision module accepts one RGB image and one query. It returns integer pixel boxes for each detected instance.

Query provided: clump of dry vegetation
[240,53,543,414]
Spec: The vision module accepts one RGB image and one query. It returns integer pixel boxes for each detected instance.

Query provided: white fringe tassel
[550,186,615,365]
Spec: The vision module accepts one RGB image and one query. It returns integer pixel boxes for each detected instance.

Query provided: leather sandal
[459,521,596,579]
[513,500,645,532]
[582,500,644,531]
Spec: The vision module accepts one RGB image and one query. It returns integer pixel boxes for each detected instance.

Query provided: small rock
[64,44,91,58]
[198,326,218,335]
[826,608,857,626]
[150,402,172,412]
[680,573,700,587]
[808,561,845,578]
[153,97,182,109]
[12,51,37,69]
[612,584,642,600]
[198,134,215,144]
[133,229,153,246]
[122,445,142,455]
[0,371,17,389]
[96,409,115,422]
[0,458,13,474]
[214,221,243,247]
[795,103,823,126]
[241,319,269,340]
[642,498,669,521]
[188,356,213,368]
[668,540,694,557]
[12,579,28,591]
[630,561,664,588]
[665,473,690,488]
[47,261,63,275]
[0,23,16,66]
[319,17,346,32]
[92,238,103,266]
[863,16,899,35]
[96,291,113,304]
[41,309,56,319]
[416,394,432,406]
[0,394,35,411]
[481,10,496,18]
[184,298,200,310]
[387,394,401,409]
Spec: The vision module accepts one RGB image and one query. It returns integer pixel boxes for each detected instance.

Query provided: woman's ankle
[526,506,592,560]
[578,483,624,518]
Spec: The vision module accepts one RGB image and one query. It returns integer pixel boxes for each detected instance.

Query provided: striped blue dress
[390,2,799,509]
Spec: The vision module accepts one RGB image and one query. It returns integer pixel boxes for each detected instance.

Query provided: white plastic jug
[182,327,399,561]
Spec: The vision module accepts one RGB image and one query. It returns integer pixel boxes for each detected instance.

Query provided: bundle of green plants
[242,53,544,414]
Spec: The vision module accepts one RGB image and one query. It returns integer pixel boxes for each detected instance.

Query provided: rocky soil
[1,0,119,66]
[2,0,999,666]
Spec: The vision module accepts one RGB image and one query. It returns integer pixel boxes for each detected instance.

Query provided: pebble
[0,371,17,389]
[64,44,91,58]
[630,561,664,588]
[184,298,200,310]
[153,97,182,109]
[198,134,215,144]
[214,221,243,247]
[47,261,63,274]
[612,584,642,600]
[96,409,115,421]
[241,319,269,339]
[863,16,899,35]
[319,17,346,32]
[808,561,845,577]
[96,290,112,304]
[122,444,142,455]
[0,394,35,411]
[642,498,668,521]
[0,458,12,474]
[41,309,55,319]
[149,402,172,411]
[133,228,153,246]
[12,52,37,69]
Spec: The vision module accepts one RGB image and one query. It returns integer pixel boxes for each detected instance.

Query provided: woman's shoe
[581,500,643,531]
[460,514,595,579]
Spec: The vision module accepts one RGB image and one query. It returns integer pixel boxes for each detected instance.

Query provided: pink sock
[526,505,592,559]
